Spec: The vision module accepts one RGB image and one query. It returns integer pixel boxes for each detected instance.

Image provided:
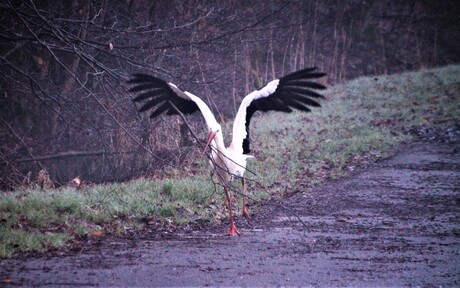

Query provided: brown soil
[1,140,459,286]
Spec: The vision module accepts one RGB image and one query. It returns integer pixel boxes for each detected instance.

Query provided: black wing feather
[129,83,164,93]
[243,67,326,154]
[287,80,327,90]
[279,86,324,99]
[282,91,322,107]
[149,102,173,118]
[128,74,199,118]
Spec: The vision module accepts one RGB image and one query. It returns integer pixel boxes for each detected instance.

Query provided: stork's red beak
[203,131,217,153]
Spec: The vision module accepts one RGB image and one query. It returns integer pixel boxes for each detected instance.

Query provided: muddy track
[1,140,459,286]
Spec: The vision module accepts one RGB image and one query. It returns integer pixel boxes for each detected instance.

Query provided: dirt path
[1,140,459,286]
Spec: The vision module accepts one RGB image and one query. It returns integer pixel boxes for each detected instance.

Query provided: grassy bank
[1,65,459,258]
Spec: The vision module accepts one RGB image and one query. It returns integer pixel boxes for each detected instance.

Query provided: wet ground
[1,139,459,286]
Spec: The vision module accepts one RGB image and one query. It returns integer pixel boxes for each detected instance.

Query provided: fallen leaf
[2,278,13,284]
[69,176,81,187]
[91,231,104,237]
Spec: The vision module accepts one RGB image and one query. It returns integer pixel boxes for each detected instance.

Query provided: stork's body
[128,68,326,235]
[204,127,252,235]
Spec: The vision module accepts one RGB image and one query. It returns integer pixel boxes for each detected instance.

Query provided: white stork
[128,67,326,235]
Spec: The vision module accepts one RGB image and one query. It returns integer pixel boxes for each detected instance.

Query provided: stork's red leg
[225,188,240,236]
[242,178,250,219]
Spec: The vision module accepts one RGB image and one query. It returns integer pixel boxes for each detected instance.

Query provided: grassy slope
[1,65,459,258]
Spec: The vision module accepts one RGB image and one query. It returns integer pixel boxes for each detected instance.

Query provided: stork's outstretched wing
[231,67,326,155]
[128,74,199,118]
[128,74,219,129]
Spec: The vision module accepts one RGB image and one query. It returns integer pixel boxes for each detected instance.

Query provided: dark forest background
[1,0,459,189]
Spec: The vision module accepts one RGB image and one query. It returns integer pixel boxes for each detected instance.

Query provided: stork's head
[203,124,221,153]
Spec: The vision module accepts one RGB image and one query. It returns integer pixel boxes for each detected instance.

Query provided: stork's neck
[213,130,226,152]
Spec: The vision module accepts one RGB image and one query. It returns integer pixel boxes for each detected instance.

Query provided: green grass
[1,65,459,258]
[0,176,223,258]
